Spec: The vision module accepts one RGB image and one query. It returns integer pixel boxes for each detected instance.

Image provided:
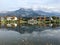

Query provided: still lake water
[0,24,60,45]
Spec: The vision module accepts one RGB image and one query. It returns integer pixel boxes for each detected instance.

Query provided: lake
[0,24,60,45]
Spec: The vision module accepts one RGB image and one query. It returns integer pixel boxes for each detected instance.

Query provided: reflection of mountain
[0,8,60,17]
[6,23,60,34]
[7,25,44,34]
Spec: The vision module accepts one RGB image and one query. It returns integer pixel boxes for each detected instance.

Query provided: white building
[28,19,37,25]
[6,16,18,21]
[50,17,53,20]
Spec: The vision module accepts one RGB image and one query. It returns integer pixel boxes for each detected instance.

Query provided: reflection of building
[0,16,59,28]
[4,16,18,27]
[28,19,37,25]
[6,23,17,28]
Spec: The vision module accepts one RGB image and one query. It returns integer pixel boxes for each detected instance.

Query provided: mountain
[35,10,60,16]
[0,8,60,17]
[14,8,40,17]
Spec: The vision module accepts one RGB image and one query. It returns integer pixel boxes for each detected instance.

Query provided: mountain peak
[0,8,60,17]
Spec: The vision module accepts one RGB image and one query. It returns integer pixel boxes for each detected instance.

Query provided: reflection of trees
[2,23,60,34]
[52,23,60,28]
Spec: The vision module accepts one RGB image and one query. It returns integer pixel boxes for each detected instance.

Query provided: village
[0,16,60,28]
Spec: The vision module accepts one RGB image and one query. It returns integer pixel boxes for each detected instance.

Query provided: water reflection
[0,29,60,45]
[4,23,60,33]
[0,23,60,45]
[0,30,20,45]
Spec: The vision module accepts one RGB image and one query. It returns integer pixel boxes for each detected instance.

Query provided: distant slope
[0,8,60,17]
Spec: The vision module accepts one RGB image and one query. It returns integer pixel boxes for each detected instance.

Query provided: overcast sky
[0,0,60,11]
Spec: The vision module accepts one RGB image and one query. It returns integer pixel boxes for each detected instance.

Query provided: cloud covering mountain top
[0,0,60,12]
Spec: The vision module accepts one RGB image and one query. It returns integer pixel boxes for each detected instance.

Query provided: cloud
[0,0,60,11]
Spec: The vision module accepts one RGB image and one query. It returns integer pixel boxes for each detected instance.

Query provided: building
[19,17,27,24]
[0,17,5,27]
[28,19,38,25]
[4,16,18,21]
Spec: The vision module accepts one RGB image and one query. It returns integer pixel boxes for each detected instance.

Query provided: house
[38,16,51,21]
[4,16,18,21]
[0,17,5,26]
[37,16,46,21]
[51,16,59,20]
[0,17,1,25]
[11,16,18,20]
[19,17,27,24]
[4,16,12,21]
[45,17,51,21]
[28,19,38,25]
[50,17,53,20]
